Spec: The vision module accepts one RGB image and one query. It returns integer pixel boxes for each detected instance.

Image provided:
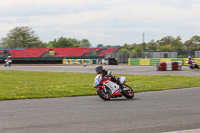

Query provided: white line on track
[164,129,200,133]
[112,124,162,131]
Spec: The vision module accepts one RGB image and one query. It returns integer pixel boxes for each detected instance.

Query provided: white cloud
[1,0,200,46]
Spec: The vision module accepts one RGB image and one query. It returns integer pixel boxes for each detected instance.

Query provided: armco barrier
[139,59,150,65]
[156,61,182,71]
[128,58,200,66]
[183,58,200,66]
[183,58,188,66]
[171,58,183,62]
[128,58,131,65]
[129,58,140,65]
[150,59,160,65]
[62,59,97,64]
[195,58,200,65]
[160,58,172,62]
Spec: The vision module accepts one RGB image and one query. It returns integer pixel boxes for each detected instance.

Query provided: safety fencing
[128,58,200,66]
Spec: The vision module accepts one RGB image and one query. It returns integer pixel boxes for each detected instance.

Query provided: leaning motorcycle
[188,63,199,69]
[94,74,134,101]
[186,61,199,69]
[5,60,12,67]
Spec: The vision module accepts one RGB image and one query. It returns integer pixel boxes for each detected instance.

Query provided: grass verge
[1,70,200,101]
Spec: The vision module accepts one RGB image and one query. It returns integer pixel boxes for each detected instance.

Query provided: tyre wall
[155,61,182,71]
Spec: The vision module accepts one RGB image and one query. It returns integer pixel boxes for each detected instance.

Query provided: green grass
[1,70,200,101]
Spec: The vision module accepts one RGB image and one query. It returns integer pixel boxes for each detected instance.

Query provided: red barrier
[159,62,166,71]
[156,61,182,71]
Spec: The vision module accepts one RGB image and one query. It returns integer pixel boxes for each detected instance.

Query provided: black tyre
[97,87,111,101]
[121,85,134,99]
[195,64,199,69]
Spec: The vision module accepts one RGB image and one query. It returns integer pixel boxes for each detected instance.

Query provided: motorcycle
[5,60,12,67]
[188,63,199,69]
[94,74,134,101]
[186,60,199,69]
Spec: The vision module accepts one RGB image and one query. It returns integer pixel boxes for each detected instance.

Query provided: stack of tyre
[156,61,182,71]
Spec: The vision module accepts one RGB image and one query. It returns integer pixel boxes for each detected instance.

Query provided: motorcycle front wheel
[121,85,134,99]
[97,87,111,101]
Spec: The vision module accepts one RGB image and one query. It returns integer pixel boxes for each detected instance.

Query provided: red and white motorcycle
[94,74,134,101]
[186,60,199,69]
[5,59,12,67]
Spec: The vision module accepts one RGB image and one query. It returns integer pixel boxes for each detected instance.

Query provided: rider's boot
[117,81,124,92]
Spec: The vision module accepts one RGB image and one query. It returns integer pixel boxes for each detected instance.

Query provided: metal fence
[107,50,198,64]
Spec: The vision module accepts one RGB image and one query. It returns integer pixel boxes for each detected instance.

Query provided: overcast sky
[0,0,200,46]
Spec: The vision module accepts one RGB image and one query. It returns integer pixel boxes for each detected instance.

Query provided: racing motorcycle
[5,59,12,67]
[186,60,199,69]
[188,63,199,69]
[94,74,134,101]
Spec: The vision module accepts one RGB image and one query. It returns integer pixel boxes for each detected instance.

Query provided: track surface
[0,88,200,133]
[0,65,200,133]
[0,65,200,76]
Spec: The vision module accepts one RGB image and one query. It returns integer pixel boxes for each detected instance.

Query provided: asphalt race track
[0,65,200,76]
[0,65,200,133]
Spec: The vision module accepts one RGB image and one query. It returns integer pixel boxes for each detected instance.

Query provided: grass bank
[1,70,200,101]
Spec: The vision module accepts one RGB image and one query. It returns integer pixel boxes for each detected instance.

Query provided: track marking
[164,129,200,133]
[112,124,162,131]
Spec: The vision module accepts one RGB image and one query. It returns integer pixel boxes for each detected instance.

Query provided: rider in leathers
[95,65,124,92]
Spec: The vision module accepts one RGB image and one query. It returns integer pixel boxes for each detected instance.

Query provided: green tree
[49,37,73,48]
[157,36,174,46]
[156,36,185,51]
[160,44,172,51]
[104,45,112,47]
[171,36,183,51]
[135,45,142,52]
[138,43,147,51]
[120,47,130,53]
[0,26,44,48]
[80,39,91,47]
[184,35,200,55]
[122,43,129,49]
[130,49,137,57]
[68,38,80,45]
[190,35,200,45]
[147,39,157,51]
[97,44,103,47]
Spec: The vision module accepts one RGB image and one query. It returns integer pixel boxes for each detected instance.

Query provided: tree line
[120,35,200,57]
[0,26,91,49]
[1,26,200,56]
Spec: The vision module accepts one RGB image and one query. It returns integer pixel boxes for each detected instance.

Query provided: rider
[95,65,124,91]
[191,59,199,69]
[5,55,12,67]
[187,56,192,64]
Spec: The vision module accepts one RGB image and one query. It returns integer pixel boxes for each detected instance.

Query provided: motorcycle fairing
[103,80,119,94]
[94,74,102,87]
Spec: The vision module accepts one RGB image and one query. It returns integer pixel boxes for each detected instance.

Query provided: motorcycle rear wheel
[97,87,111,101]
[121,85,134,99]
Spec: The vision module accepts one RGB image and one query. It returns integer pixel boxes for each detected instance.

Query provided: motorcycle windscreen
[119,76,126,83]
[94,74,102,87]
